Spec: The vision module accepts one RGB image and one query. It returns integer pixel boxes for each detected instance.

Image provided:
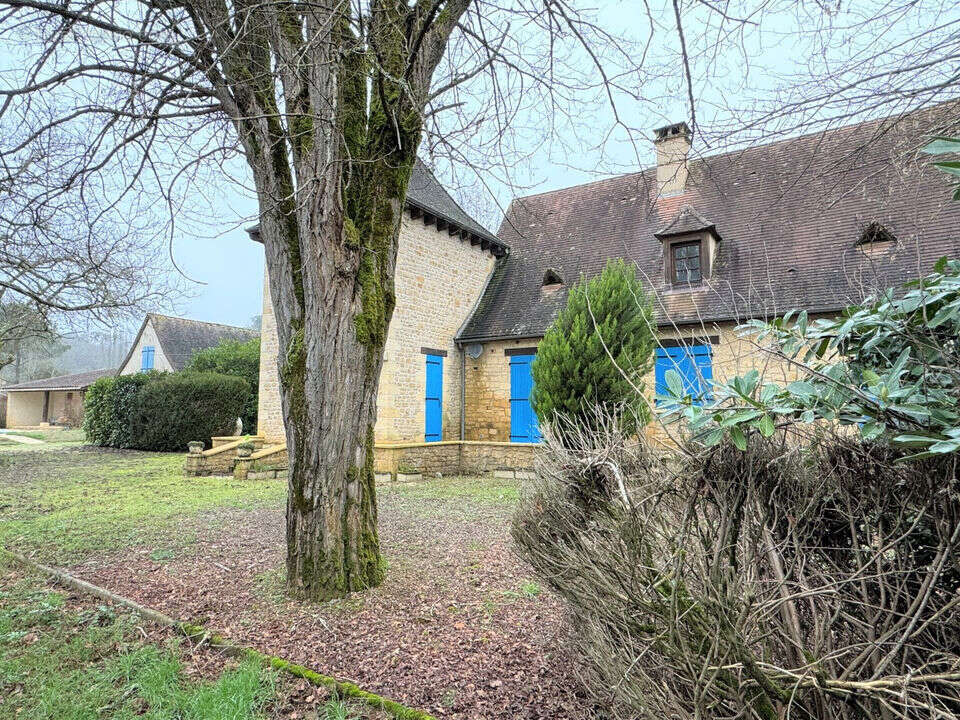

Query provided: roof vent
[857,222,897,246]
[542,268,563,286]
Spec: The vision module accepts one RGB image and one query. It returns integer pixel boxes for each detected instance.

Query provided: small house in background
[3,368,115,428]
[118,313,257,375]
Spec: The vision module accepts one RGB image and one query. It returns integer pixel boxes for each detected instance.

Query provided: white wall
[5,390,85,427]
[119,320,174,375]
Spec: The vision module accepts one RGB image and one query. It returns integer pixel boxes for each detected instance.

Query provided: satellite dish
[466,343,484,359]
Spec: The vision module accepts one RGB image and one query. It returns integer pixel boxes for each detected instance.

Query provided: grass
[0,443,518,564]
[0,562,278,720]
[0,450,287,562]
[0,427,85,452]
[3,430,47,440]
[382,475,519,505]
[502,581,541,600]
[0,562,390,719]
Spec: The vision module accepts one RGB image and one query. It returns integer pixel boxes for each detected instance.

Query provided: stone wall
[463,337,541,442]
[119,319,174,375]
[461,321,803,445]
[186,439,532,479]
[376,214,496,442]
[374,440,537,476]
[642,321,803,444]
[257,211,497,443]
[257,271,283,441]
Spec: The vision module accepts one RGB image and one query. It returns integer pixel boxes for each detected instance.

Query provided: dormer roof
[653,205,719,240]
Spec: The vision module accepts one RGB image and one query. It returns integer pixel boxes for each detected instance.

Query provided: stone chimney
[653,121,691,196]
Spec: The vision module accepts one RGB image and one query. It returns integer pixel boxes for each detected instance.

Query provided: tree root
[1,547,436,720]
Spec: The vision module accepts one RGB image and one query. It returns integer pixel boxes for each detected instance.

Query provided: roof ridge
[148,312,255,332]
[509,101,957,205]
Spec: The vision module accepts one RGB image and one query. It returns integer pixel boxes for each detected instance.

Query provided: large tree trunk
[256,147,409,599]
[281,255,386,598]
[225,0,469,601]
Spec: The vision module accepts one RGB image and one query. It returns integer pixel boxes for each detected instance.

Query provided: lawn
[0,426,86,447]
[0,444,585,719]
[0,559,383,719]
[0,449,286,560]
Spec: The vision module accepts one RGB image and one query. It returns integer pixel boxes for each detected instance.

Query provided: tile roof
[655,205,717,238]
[121,314,258,372]
[4,368,116,391]
[247,160,505,253]
[406,159,501,247]
[459,104,960,341]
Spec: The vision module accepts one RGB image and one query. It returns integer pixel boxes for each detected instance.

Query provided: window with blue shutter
[141,345,155,370]
[655,343,713,406]
[424,354,443,442]
[509,354,542,443]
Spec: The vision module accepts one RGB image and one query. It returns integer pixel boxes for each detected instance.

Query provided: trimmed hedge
[83,371,250,452]
[186,337,260,433]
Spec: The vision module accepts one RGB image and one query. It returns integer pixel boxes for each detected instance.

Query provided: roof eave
[404,198,508,257]
[246,202,509,258]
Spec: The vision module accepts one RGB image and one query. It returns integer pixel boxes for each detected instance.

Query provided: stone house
[253,108,960,475]
[119,313,257,375]
[3,368,115,427]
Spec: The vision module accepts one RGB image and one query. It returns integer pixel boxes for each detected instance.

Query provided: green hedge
[83,371,250,452]
[186,337,260,433]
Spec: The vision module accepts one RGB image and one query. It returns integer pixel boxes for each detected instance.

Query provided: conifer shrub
[531,258,655,441]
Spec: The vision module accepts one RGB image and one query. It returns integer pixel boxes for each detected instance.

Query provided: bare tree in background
[0,302,58,379]
[0,0,956,600]
[1,143,181,375]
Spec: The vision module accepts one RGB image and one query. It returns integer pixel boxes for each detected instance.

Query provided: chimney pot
[653,121,691,196]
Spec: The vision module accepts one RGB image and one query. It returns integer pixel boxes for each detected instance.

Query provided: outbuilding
[3,368,115,428]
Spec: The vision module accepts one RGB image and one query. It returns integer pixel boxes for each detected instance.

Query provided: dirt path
[0,432,44,444]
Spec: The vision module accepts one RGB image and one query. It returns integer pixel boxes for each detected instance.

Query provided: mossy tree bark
[192,0,471,599]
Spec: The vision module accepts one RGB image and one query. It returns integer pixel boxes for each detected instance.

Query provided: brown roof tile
[459,105,960,341]
[4,368,116,391]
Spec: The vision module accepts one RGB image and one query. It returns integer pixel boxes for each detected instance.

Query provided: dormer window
[654,206,719,289]
[671,241,702,285]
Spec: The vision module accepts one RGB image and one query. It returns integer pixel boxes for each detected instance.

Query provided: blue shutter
[655,344,712,406]
[509,354,542,443]
[141,345,155,370]
[424,354,443,442]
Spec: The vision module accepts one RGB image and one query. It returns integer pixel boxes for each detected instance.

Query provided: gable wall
[257,213,497,444]
[119,321,174,375]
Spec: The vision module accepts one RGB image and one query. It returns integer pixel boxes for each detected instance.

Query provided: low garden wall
[183,436,266,476]
[185,438,537,479]
[373,440,538,477]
